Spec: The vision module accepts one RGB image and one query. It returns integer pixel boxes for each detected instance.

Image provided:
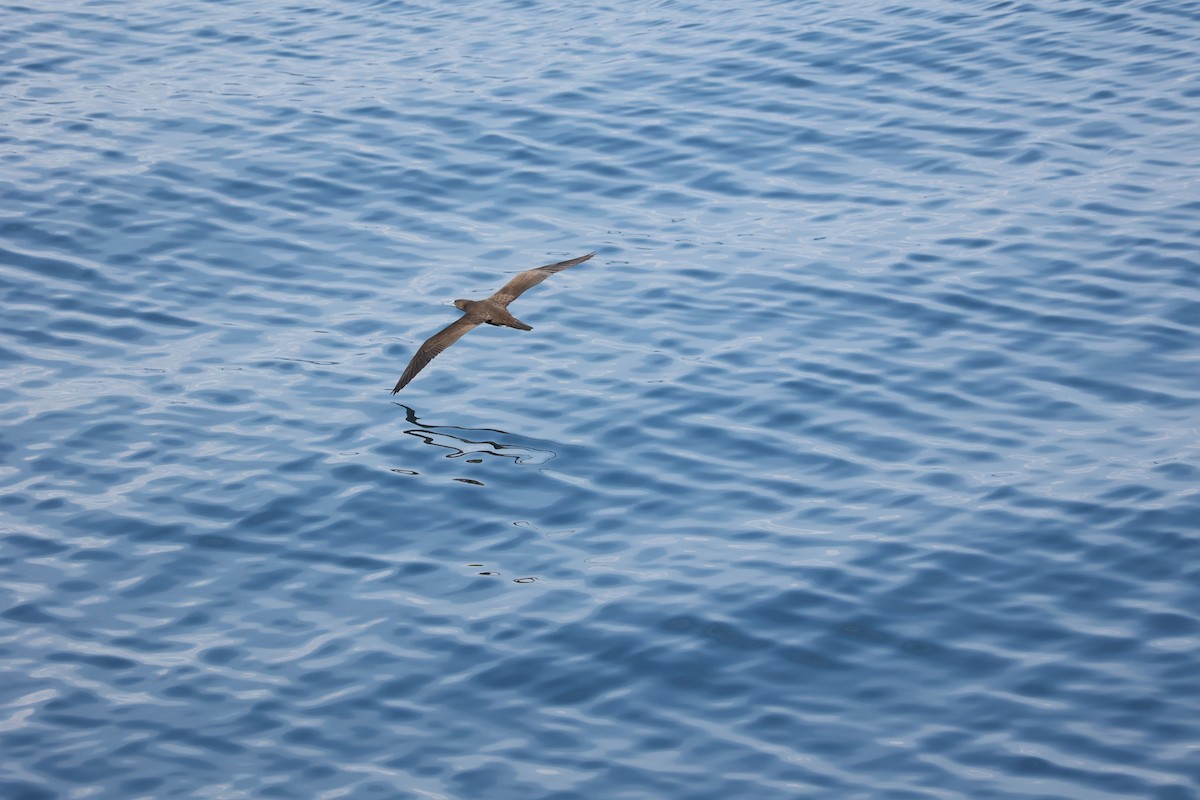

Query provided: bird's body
[391,252,594,393]
[454,299,532,331]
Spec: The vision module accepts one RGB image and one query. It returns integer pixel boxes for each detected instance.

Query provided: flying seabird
[391,252,594,393]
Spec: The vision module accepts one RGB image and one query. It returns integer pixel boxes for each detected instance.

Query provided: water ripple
[2,0,1199,798]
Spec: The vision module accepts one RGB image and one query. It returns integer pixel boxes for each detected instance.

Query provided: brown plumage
[391,252,594,393]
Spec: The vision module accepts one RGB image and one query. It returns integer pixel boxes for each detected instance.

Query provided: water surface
[2,1,1199,798]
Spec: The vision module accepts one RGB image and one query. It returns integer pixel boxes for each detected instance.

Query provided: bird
[391,252,595,393]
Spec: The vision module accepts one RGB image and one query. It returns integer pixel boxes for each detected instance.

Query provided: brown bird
[391,252,595,393]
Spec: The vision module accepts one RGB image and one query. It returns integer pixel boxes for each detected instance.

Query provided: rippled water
[3,1,1199,798]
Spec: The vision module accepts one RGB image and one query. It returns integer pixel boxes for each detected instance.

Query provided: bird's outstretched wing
[391,315,482,393]
[489,252,594,307]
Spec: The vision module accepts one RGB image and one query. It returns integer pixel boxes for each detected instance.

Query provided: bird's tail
[497,312,533,331]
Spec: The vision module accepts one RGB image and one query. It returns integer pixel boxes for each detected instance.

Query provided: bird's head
[453,299,472,311]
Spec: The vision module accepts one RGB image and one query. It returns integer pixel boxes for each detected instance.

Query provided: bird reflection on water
[392,404,554,585]
[392,403,558,466]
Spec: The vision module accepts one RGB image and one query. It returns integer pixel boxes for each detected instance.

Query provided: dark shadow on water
[392,402,558,465]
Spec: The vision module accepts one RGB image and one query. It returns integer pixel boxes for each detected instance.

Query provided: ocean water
[2,0,1198,798]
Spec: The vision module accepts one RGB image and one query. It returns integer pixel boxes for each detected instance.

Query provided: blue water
[2,1,1199,797]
